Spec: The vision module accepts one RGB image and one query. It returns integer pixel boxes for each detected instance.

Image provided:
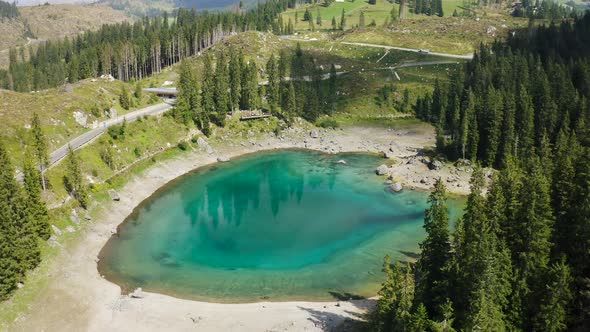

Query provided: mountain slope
[0,4,130,68]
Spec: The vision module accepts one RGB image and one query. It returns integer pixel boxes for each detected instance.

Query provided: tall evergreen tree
[22,152,50,241]
[64,146,88,209]
[416,179,451,319]
[30,113,49,191]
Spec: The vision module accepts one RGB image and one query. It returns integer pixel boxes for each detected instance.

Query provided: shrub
[177,141,189,151]
[316,118,339,129]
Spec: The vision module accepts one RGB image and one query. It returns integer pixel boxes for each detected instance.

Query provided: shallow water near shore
[99,149,463,302]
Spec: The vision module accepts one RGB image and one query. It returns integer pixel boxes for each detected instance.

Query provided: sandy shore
[8,123,472,332]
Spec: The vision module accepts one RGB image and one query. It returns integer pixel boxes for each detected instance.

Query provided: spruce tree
[416,179,452,319]
[213,52,230,126]
[64,145,88,209]
[373,257,415,332]
[229,50,242,112]
[31,113,49,191]
[119,85,131,110]
[266,54,280,112]
[23,152,50,240]
[201,54,215,116]
[175,59,199,124]
[535,257,573,332]
[0,143,40,299]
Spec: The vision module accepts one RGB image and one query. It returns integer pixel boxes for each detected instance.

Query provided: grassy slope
[280,0,465,31]
[0,4,130,68]
[0,79,160,172]
[282,1,528,55]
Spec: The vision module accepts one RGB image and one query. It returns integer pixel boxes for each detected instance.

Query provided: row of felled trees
[0,0,292,92]
[174,43,338,132]
[375,13,590,331]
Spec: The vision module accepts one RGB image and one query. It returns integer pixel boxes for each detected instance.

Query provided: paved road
[49,102,173,168]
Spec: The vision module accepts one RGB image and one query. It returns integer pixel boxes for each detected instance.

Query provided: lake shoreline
[9,123,472,331]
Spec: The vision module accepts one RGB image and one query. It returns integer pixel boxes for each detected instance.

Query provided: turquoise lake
[99,150,463,302]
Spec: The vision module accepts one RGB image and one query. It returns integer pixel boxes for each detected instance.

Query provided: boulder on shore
[389,182,403,192]
[310,130,319,139]
[130,288,144,299]
[217,156,230,162]
[108,189,121,201]
[429,160,443,171]
[376,164,389,176]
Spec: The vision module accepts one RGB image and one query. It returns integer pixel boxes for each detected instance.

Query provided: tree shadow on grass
[297,298,376,332]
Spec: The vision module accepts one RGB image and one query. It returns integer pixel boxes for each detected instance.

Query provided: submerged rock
[376,164,389,176]
[336,160,347,165]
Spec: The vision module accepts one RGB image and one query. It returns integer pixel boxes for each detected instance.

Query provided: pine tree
[0,143,24,300]
[213,53,230,126]
[201,54,215,115]
[0,143,40,299]
[31,113,49,191]
[266,54,280,112]
[175,59,199,124]
[535,257,573,332]
[64,145,88,209]
[134,81,142,100]
[285,81,296,123]
[229,50,242,112]
[416,179,452,319]
[328,64,337,114]
[373,256,415,331]
[23,152,50,240]
[359,11,365,29]
[119,85,131,110]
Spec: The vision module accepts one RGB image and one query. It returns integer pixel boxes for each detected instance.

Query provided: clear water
[99,150,462,302]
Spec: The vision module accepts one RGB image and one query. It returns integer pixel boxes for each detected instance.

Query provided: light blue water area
[99,150,463,302]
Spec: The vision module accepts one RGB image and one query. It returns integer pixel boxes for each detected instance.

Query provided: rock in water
[108,189,121,201]
[376,164,389,176]
[389,182,403,192]
[336,160,347,165]
[310,130,319,139]
[429,160,443,171]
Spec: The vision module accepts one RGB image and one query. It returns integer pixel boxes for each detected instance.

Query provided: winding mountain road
[340,42,474,60]
[279,36,473,60]
[48,101,173,168]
